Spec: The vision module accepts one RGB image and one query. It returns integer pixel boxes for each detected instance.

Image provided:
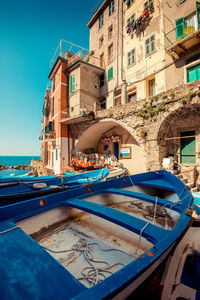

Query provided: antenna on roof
[91,0,104,16]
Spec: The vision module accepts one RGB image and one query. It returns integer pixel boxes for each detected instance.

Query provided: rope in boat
[132,221,151,255]
[43,238,135,286]
[128,200,172,220]
[153,196,158,224]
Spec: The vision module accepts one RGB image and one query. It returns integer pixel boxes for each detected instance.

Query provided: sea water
[0,156,40,178]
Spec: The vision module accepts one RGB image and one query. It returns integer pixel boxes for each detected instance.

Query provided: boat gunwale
[0,170,194,299]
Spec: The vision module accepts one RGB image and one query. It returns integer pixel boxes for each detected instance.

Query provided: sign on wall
[119,146,131,159]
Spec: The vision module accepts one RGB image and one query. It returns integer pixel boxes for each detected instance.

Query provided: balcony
[45,131,56,141]
[60,111,95,125]
[45,122,53,134]
[165,24,200,59]
[50,40,91,70]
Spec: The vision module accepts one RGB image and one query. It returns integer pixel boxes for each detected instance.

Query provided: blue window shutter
[175,17,185,39]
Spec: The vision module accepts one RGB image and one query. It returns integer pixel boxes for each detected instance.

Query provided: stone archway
[72,119,146,174]
[157,104,200,169]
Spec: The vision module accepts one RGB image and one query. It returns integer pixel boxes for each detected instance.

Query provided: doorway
[114,142,119,160]
[180,131,196,164]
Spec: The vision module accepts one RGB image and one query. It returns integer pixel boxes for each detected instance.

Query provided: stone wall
[70,80,200,185]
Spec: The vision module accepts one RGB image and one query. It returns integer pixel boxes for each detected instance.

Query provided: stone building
[40,0,200,188]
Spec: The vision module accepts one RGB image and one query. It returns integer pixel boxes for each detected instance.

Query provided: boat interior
[16,183,181,289]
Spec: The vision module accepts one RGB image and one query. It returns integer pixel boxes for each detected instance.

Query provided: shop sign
[119,146,131,159]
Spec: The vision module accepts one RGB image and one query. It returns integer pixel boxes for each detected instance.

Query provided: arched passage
[73,119,146,174]
[157,104,200,168]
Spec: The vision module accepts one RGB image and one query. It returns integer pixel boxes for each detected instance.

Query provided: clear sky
[0,0,101,156]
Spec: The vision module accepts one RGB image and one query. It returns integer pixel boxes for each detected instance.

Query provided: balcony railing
[165,23,199,49]
[164,22,200,58]
[45,131,56,140]
[50,40,90,70]
[45,122,53,134]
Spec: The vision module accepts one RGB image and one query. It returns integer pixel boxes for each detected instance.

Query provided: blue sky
[0,0,101,156]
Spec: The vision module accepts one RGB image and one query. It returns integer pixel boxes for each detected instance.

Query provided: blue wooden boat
[0,168,109,204]
[161,226,200,300]
[0,171,77,187]
[192,192,200,215]
[0,170,194,299]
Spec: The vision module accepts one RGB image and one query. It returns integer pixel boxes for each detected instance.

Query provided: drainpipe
[121,0,128,104]
[66,71,71,166]
[116,0,119,86]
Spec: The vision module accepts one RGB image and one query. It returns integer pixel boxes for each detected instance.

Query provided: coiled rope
[43,238,135,286]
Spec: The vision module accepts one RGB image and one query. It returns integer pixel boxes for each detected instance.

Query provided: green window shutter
[108,67,113,81]
[196,1,200,29]
[175,17,185,39]
[70,76,72,93]
[197,64,200,79]
[181,131,196,164]
[187,64,200,82]
[72,75,75,92]
[70,75,75,93]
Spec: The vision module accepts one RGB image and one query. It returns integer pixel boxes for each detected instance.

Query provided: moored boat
[161,226,200,300]
[192,192,200,215]
[0,168,109,205]
[106,168,127,180]
[0,171,76,187]
[0,170,194,299]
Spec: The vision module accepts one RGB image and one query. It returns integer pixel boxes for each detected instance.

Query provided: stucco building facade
[40,0,200,187]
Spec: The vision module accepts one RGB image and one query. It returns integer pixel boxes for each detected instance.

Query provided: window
[187,64,200,82]
[52,97,54,117]
[99,35,104,48]
[128,93,136,103]
[100,74,105,87]
[145,35,155,55]
[108,25,113,39]
[175,8,200,40]
[127,49,135,67]
[99,12,104,29]
[185,13,197,29]
[100,53,105,68]
[181,131,196,164]
[70,75,76,93]
[144,0,154,12]
[108,67,113,81]
[100,97,106,109]
[148,79,155,96]
[197,1,200,29]
[127,14,135,26]
[52,76,55,92]
[127,0,134,8]
[175,17,185,39]
[56,149,58,160]
[108,43,113,63]
[109,0,115,16]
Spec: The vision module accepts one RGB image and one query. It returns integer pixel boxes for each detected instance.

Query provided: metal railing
[164,23,199,49]
[50,40,89,70]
